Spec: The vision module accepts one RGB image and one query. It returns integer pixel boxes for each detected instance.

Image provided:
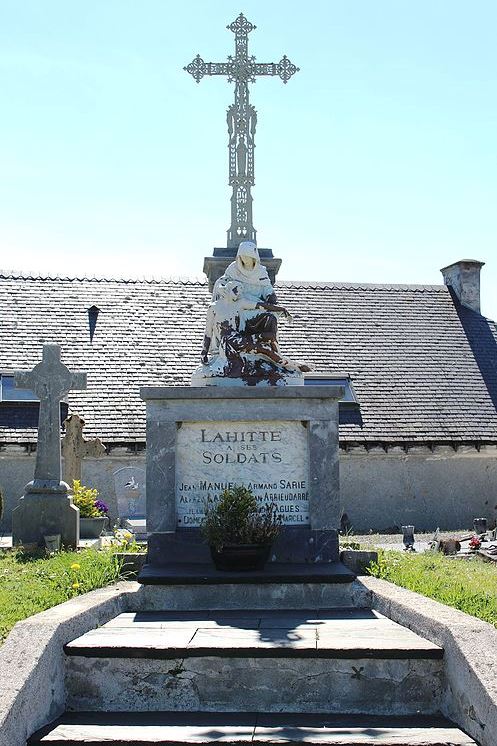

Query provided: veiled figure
[196,242,310,386]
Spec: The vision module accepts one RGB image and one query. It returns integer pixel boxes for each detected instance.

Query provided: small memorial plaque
[176,420,310,528]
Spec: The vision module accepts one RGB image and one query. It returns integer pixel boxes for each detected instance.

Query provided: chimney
[440,259,485,314]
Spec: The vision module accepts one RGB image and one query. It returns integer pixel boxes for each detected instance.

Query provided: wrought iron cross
[185,13,299,249]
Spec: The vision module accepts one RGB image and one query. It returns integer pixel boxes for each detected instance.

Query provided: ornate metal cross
[185,13,299,249]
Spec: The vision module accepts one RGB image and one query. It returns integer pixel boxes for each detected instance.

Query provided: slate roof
[1,271,497,445]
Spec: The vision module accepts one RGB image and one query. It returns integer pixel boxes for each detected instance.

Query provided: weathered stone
[12,345,86,548]
[62,413,105,486]
[340,549,379,575]
[65,654,443,715]
[140,386,343,566]
[440,259,485,313]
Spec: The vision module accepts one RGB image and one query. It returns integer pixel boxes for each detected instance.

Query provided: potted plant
[72,480,109,539]
[201,486,281,571]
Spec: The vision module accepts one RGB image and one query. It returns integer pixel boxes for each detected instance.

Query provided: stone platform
[64,608,443,715]
[28,604,477,745]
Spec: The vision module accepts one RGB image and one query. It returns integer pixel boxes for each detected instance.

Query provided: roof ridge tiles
[0,270,208,286]
[276,281,446,292]
[0,270,445,292]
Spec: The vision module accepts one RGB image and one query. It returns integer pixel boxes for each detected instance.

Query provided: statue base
[192,356,304,387]
[12,490,79,549]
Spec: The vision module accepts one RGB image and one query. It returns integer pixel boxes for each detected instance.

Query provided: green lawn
[368,550,497,627]
[0,548,123,645]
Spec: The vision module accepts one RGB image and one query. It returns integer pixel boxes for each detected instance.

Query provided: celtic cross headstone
[185,13,299,249]
[12,344,87,548]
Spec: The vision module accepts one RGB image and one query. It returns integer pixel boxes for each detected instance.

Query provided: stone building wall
[1,445,496,535]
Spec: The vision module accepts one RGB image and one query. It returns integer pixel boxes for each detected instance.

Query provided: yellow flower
[72,582,80,589]
[70,563,81,571]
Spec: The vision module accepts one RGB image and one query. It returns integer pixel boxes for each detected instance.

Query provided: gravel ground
[341,530,480,553]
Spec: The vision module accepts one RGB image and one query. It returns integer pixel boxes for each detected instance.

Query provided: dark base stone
[12,492,79,549]
[138,561,356,585]
[147,527,339,568]
[28,711,464,746]
[210,543,271,572]
[141,527,348,585]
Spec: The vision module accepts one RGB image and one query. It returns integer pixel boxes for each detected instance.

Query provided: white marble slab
[176,420,310,527]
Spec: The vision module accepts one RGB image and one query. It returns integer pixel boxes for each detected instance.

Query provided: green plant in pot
[201,486,282,571]
[72,480,109,539]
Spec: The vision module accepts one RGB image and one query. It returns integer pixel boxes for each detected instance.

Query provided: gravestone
[62,413,106,485]
[12,344,86,548]
[113,466,147,539]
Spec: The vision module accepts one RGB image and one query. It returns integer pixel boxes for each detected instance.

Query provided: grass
[368,550,497,628]
[0,547,123,645]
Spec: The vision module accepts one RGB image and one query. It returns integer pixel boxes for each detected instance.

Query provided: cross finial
[227,13,256,35]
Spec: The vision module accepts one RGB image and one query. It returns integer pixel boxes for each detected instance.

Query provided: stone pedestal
[140,386,343,569]
[12,490,79,549]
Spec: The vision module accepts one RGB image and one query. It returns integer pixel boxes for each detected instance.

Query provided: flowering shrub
[110,528,145,553]
[72,480,109,518]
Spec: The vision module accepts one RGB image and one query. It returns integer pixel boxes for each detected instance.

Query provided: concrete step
[135,575,371,611]
[28,711,477,745]
[65,609,444,715]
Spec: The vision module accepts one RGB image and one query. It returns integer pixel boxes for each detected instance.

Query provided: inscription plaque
[175,420,309,527]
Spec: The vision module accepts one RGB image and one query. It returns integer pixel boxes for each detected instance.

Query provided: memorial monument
[12,344,86,548]
[140,15,344,579]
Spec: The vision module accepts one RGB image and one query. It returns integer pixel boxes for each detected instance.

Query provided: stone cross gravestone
[62,413,106,486]
[12,344,86,548]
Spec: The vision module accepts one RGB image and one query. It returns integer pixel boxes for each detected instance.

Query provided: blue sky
[1,1,496,319]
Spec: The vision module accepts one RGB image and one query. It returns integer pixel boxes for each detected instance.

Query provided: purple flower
[94,499,109,515]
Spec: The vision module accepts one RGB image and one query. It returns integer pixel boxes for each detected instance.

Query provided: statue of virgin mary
[194,241,310,386]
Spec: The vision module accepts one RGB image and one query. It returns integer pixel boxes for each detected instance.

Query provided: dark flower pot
[210,543,271,572]
[80,516,108,539]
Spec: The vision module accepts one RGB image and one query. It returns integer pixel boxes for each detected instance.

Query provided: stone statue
[193,241,310,386]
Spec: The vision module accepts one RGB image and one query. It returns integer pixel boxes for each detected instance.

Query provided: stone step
[138,562,356,585]
[65,609,444,715]
[135,573,370,612]
[28,711,477,745]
